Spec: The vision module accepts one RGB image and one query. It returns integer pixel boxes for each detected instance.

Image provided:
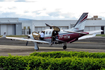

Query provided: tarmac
[0,37,105,56]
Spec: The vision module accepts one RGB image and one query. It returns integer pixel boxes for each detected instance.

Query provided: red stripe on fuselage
[80,15,87,23]
[44,37,51,39]
[81,32,89,34]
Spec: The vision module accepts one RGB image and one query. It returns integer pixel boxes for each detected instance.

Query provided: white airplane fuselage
[30,29,89,44]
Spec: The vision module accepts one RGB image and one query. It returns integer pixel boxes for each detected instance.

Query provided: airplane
[5,12,102,50]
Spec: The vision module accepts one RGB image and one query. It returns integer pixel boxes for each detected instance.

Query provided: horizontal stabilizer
[87,30,103,34]
[78,30,103,40]
[78,34,96,40]
[6,37,49,44]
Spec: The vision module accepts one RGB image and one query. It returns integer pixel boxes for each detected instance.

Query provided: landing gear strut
[34,42,39,50]
[26,41,28,46]
[63,43,67,50]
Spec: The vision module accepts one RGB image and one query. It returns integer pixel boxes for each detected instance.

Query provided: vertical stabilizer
[67,13,88,32]
[73,13,88,32]
[74,13,88,27]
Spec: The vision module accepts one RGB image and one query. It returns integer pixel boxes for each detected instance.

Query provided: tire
[63,45,67,50]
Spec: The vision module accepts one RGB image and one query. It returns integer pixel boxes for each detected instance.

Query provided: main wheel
[63,45,67,50]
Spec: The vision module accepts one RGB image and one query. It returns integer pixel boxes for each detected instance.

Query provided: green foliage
[30,51,105,58]
[1,51,105,70]
[0,56,105,70]
[0,55,29,70]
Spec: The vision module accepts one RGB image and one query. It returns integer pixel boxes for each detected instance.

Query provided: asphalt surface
[0,37,105,56]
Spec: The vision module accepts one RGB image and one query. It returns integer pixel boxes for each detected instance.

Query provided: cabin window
[49,31,51,34]
[46,31,48,34]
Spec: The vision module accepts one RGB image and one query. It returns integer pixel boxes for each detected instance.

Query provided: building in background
[87,16,102,20]
[0,18,22,35]
[0,16,105,35]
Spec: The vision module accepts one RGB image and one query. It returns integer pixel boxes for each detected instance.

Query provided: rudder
[72,12,88,32]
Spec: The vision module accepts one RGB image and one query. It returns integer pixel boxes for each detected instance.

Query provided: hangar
[0,16,105,35]
[0,18,22,35]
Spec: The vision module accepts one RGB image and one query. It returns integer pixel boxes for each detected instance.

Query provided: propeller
[45,23,60,31]
[45,23,52,29]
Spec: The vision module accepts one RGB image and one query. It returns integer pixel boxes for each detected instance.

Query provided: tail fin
[73,12,88,32]
[74,13,88,27]
[67,12,88,32]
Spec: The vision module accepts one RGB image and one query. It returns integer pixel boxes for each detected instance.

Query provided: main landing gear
[63,43,67,50]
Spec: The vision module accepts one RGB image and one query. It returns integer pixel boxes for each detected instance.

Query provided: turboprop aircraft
[6,12,102,50]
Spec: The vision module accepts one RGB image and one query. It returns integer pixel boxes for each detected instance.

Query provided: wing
[6,37,49,44]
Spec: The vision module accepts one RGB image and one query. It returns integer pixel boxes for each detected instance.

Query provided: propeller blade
[45,23,52,29]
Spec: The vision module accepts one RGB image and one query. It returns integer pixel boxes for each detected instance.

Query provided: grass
[0,35,27,37]
[96,34,105,37]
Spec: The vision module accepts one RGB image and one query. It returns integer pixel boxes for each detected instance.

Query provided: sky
[0,0,105,20]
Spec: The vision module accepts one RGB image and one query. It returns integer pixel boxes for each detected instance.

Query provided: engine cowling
[32,31,40,40]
